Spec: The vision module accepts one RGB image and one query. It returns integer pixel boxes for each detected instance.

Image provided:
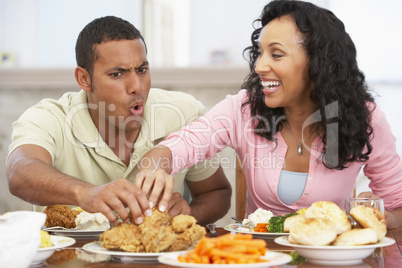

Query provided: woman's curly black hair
[241,0,375,170]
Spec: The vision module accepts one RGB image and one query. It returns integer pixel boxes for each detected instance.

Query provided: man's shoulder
[147,88,207,117]
[148,88,202,105]
[31,91,85,111]
[18,90,86,124]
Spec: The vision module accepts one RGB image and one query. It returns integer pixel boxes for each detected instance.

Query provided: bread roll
[333,228,378,246]
[349,205,386,241]
[305,201,351,234]
[283,214,305,233]
[288,217,337,246]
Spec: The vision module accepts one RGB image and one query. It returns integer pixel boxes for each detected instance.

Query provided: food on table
[288,217,337,246]
[304,201,351,234]
[239,208,273,232]
[75,211,109,231]
[283,214,305,232]
[44,205,81,229]
[288,251,306,265]
[286,201,387,246]
[178,233,268,264]
[267,212,297,233]
[40,230,53,248]
[295,207,307,215]
[99,208,206,252]
[333,228,378,246]
[253,223,269,232]
[43,205,108,230]
[349,205,387,241]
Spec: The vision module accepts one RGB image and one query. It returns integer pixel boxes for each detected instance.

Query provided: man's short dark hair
[75,16,146,76]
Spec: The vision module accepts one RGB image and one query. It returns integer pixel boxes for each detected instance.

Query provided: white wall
[0,0,142,67]
[1,0,402,83]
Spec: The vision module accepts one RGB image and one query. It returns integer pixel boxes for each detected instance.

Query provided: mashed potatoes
[239,208,273,232]
[75,211,109,231]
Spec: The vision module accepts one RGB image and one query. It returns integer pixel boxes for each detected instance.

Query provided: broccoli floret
[289,251,307,265]
[267,212,297,233]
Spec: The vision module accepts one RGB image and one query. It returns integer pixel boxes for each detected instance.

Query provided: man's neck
[103,127,140,166]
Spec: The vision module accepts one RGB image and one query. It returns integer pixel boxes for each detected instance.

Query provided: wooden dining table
[30,227,402,268]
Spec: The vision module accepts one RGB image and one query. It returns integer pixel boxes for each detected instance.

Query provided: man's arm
[166,166,232,226]
[187,166,232,226]
[7,144,152,224]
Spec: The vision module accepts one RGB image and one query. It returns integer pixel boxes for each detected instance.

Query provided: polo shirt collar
[69,90,107,148]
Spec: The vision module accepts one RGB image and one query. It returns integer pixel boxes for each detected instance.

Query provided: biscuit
[283,214,305,233]
[349,205,386,241]
[333,228,378,246]
[305,201,351,234]
[288,217,337,246]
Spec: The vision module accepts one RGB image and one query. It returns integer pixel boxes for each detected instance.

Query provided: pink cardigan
[159,90,402,216]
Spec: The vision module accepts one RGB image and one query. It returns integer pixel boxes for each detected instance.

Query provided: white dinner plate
[158,250,292,267]
[274,236,395,266]
[43,229,105,238]
[32,235,76,265]
[83,241,185,263]
[223,223,289,239]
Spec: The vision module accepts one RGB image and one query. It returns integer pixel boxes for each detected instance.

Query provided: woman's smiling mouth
[262,80,282,95]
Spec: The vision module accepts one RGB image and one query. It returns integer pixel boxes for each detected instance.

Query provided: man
[6,16,231,226]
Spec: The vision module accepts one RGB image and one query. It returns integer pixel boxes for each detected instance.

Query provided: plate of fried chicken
[42,205,109,238]
[83,208,206,262]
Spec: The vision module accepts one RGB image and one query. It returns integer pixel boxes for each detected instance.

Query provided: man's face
[87,39,151,137]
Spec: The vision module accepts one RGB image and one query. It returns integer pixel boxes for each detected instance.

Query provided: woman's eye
[272,53,284,58]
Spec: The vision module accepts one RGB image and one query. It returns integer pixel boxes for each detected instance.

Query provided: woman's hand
[135,169,174,213]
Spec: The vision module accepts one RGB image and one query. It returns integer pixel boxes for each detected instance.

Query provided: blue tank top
[277,170,308,205]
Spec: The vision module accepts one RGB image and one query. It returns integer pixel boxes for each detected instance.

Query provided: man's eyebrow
[137,61,149,68]
[109,62,149,72]
[110,67,129,72]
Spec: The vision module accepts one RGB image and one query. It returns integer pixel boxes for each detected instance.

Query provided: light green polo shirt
[8,88,220,210]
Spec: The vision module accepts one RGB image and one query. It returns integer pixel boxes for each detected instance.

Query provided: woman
[137,0,402,228]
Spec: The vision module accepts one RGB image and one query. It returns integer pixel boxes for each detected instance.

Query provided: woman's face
[255,15,313,109]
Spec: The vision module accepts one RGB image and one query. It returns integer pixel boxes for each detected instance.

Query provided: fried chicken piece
[44,205,81,228]
[139,209,176,252]
[171,214,197,232]
[167,218,206,252]
[99,208,206,253]
[100,223,144,252]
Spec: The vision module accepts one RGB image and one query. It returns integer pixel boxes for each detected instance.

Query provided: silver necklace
[284,121,318,155]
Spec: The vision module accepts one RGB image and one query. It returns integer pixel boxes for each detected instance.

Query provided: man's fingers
[116,179,152,223]
[167,193,191,217]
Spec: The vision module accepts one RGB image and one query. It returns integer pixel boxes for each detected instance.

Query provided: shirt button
[313,144,316,147]
[297,202,300,205]
[304,193,308,195]
[309,177,312,180]
[311,160,314,163]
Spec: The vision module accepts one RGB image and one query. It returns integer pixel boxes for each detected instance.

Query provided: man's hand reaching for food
[167,192,192,217]
[76,178,152,225]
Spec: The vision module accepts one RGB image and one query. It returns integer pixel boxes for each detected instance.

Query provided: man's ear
[74,66,91,92]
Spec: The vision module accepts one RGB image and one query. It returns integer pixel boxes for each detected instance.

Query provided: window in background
[143,0,189,67]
